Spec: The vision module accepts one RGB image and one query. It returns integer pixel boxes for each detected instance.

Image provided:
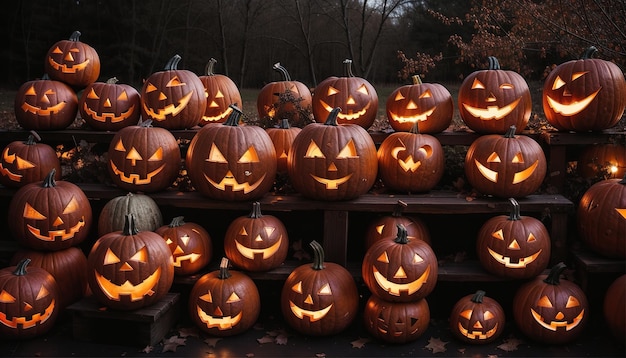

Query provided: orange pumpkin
[449,290,505,344]
[44,30,100,88]
[155,216,212,276]
[79,77,141,131]
[198,58,242,125]
[257,62,312,123]
[14,74,78,130]
[0,131,61,188]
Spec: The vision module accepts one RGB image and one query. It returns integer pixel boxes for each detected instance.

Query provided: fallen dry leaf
[257,335,275,344]
[204,337,222,347]
[315,353,326,357]
[178,326,199,338]
[497,337,523,352]
[275,333,289,345]
[140,345,153,354]
[425,337,448,354]
[351,337,370,348]
[161,335,186,353]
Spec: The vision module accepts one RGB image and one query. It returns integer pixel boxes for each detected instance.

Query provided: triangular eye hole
[23,203,46,220]
[207,143,227,163]
[318,283,332,295]
[419,90,432,99]
[16,156,36,170]
[226,292,241,303]
[552,76,566,90]
[377,251,390,263]
[499,83,514,89]
[527,233,536,242]
[25,85,37,96]
[36,286,50,300]
[357,84,369,95]
[129,247,148,263]
[471,79,485,89]
[238,146,260,163]
[487,152,501,163]
[0,290,16,303]
[537,295,553,308]
[492,229,504,240]
[512,152,524,163]
[63,197,79,214]
[148,147,164,161]
[484,311,495,320]
[413,253,424,264]
[291,281,303,294]
[87,88,100,99]
[215,90,224,99]
[145,83,158,93]
[104,248,121,265]
[572,72,588,81]
[460,309,472,320]
[566,296,580,308]
[166,76,186,87]
[336,140,358,158]
[305,140,325,158]
[52,46,63,54]
[394,92,406,101]
[200,291,213,303]
[327,86,339,96]
[117,90,129,101]
[114,139,126,152]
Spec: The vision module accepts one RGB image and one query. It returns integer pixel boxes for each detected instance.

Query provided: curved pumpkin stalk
[272,63,292,81]
[487,56,501,70]
[248,202,264,219]
[508,198,522,221]
[543,262,567,285]
[205,58,218,76]
[393,224,409,245]
[122,214,140,235]
[42,168,57,188]
[324,107,342,126]
[164,54,182,71]
[69,30,82,42]
[13,258,32,276]
[343,59,355,77]
[471,290,487,304]
[168,216,186,228]
[218,257,232,280]
[223,104,243,126]
[309,240,325,270]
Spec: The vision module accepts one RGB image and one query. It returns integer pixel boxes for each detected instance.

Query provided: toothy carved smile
[487,247,543,268]
[388,107,435,123]
[142,91,193,120]
[457,322,499,340]
[235,237,283,259]
[463,98,521,120]
[47,57,90,74]
[530,308,585,331]
[546,89,600,116]
[94,267,161,302]
[372,266,430,296]
[83,103,136,123]
[27,216,86,242]
[0,300,56,329]
[205,171,266,193]
[196,307,242,330]
[319,101,371,120]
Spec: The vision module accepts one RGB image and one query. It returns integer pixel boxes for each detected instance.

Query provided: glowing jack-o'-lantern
[543,47,626,132]
[107,119,182,193]
[363,295,430,344]
[224,202,289,272]
[513,262,588,344]
[79,77,141,131]
[578,143,626,180]
[288,107,378,201]
[257,62,312,122]
[0,259,60,339]
[477,198,551,279]
[458,57,531,134]
[0,131,61,188]
[14,74,78,130]
[87,214,174,311]
[362,225,438,302]
[465,125,547,198]
[386,75,453,134]
[186,105,277,201]
[198,58,242,125]
[449,290,505,344]
[365,200,431,249]
[281,240,359,336]
[8,169,92,251]
[577,175,626,259]
[189,258,260,336]
[155,216,212,276]
[312,59,378,129]
[44,30,100,88]
[266,118,302,174]
[141,54,207,129]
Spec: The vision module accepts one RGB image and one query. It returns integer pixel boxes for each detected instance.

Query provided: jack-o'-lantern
[0,259,60,339]
[224,202,288,272]
[79,77,141,131]
[543,47,626,132]
[458,57,531,134]
[287,107,378,201]
[362,224,438,302]
[155,216,212,276]
[98,192,163,237]
[266,118,302,174]
[87,214,174,311]
[477,198,551,279]
[578,143,626,180]
[365,200,431,249]
[281,240,359,336]
[0,131,61,188]
[604,274,626,342]
[186,105,277,201]
[377,121,444,193]
[107,119,182,193]
[141,54,207,129]
[189,258,260,336]
[8,169,92,251]
[312,59,378,129]
[513,262,588,344]
[577,175,626,259]
[363,295,430,344]
[14,74,78,130]
[44,30,100,88]
[386,75,453,133]
[449,290,505,344]
[465,125,547,198]
[198,58,242,125]
[257,62,312,122]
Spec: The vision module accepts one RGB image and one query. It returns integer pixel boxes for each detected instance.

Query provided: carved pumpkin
[543,46,626,132]
[513,262,588,344]
[257,62,312,122]
[464,125,547,198]
[10,247,88,308]
[0,131,61,188]
[458,57,531,134]
[79,77,141,131]
[365,200,431,249]
[198,58,242,125]
[155,216,212,276]
[186,105,277,201]
[266,118,301,174]
[44,30,100,88]
[281,240,359,336]
[604,274,626,342]
[363,295,430,344]
[449,290,505,344]
[386,75,453,133]
[87,214,174,311]
[377,121,445,193]
[312,59,378,129]
[476,198,551,279]
[141,54,207,129]
[107,119,182,193]
[14,74,78,130]
[8,169,92,251]
[577,175,626,259]
[97,192,163,237]
[188,258,260,336]
[362,225,438,302]
[0,259,60,339]
[224,202,289,272]
[578,143,626,180]
[287,107,378,201]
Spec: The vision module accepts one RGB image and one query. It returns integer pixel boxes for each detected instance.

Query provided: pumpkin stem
[248,202,263,219]
[42,73,51,81]
[279,118,291,129]
[25,130,41,145]
[14,258,31,276]
[324,107,342,126]
[218,257,232,279]
[168,216,186,228]
[205,58,217,76]
[69,30,82,42]
[487,56,501,70]
[504,125,517,138]
[122,214,140,236]
[138,118,154,128]
[310,240,325,270]
[272,62,292,81]
[581,46,598,59]
[42,168,57,188]
[411,75,423,85]
[106,77,119,84]
[343,59,355,77]
[543,262,567,285]
[392,200,408,217]
[508,198,522,221]
[164,54,182,71]
[393,224,409,245]
[409,121,420,135]
[223,105,243,126]
[471,290,487,304]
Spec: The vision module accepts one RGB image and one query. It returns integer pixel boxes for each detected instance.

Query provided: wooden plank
[323,210,349,265]
[541,130,626,146]
[571,249,626,274]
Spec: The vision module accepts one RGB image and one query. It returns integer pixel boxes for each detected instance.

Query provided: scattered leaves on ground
[161,335,186,353]
[497,336,523,352]
[351,337,370,348]
[204,337,222,348]
[425,337,448,354]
